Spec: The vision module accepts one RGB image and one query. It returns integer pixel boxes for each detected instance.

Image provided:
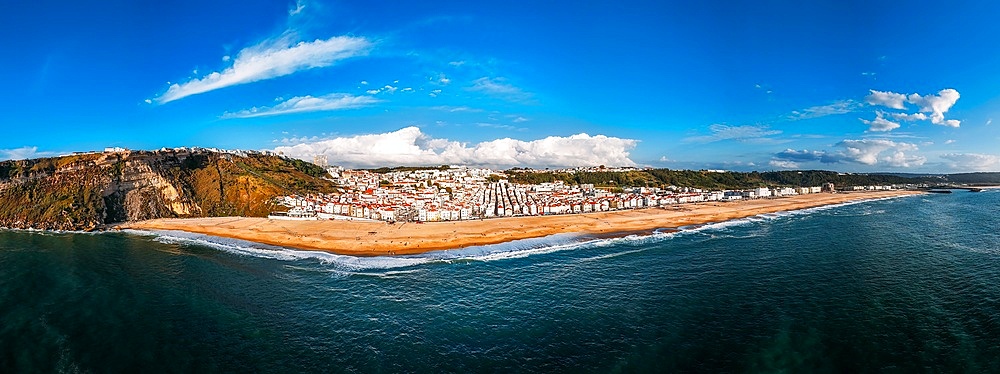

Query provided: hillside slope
[503,169,934,190]
[0,149,335,230]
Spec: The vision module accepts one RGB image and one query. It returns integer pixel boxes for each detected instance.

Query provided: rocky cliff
[0,149,336,231]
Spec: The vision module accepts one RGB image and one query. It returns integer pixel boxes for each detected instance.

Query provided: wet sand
[122,190,922,256]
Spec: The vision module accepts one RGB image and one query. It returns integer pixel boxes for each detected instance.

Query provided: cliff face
[0,150,336,231]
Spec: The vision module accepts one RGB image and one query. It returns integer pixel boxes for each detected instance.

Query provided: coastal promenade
[123,190,922,256]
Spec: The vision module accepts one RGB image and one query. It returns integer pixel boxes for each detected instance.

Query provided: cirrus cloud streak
[222,93,378,118]
[156,34,371,104]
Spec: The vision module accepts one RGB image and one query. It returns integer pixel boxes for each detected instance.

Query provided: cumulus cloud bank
[156,34,371,103]
[863,88,961,128]
[768,160,800,169]
[222,93,378,118]
[271,127,637,168]
[772,139,925,168]
[837,139,925,167]
[940,153,1000,171]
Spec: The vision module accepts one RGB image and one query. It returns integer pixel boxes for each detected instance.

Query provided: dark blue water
[2,191,999,372]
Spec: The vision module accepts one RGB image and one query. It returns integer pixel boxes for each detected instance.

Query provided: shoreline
[119,190,924,256]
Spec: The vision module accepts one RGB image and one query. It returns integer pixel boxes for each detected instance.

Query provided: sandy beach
[121,190,922,256]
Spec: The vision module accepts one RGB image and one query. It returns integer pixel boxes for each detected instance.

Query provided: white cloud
[773,139,925,168]
[987,119,993,126]
[289,0,305,15]
[768,160,799,169]
[907,88,960,127]
[865,90,908,109]
[774,149,834,163]
[271,126,637,168]
[944,139,956,144]
[890,112,927,121]
[155,34,371,103]
[789,100,861,120]
[685,124,782,143]
[430,105,481,113]
[836,139,925,167]
[222,93,378,118]
[659,156,670,162]
[468,77,531,101]
[940,153,1000,171]
[360,80,368,85]
[0,146,56,161]
[512,116,528,123]
[860,112,901,132]
[865,88,961,127]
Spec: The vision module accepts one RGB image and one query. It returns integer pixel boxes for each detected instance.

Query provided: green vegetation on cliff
[0,150,336,230]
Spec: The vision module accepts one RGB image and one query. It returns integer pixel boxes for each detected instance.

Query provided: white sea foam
[120,194,922,270]
[123,229,598,271]
[122,228,683,272]
[0,227,109,236]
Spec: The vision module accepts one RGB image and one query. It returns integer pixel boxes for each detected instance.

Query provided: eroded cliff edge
[0,149,335,230]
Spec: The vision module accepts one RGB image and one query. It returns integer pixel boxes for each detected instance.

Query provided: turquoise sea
[1,191,999,372]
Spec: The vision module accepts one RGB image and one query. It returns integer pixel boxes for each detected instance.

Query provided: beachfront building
[271,166,872,222]
[775,187,798,196]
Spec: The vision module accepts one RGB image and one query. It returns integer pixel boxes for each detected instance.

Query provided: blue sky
[2,0,999,172]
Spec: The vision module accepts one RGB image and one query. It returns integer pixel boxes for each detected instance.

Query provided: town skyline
[2,1,999,173]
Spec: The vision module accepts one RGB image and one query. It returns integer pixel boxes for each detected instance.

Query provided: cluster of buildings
[62,146,282,158]
[271,167,894,222]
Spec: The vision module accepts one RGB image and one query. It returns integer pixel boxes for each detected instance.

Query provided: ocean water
[1,191,999,373]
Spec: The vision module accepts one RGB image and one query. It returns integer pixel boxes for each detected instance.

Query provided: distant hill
[503,169,940,190]
[0,150,336,231]
[871,172,1000,184]
[870,172,948,179]
[941,172,1000,184]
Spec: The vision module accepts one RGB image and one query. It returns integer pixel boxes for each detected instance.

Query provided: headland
[122,190,922,256]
